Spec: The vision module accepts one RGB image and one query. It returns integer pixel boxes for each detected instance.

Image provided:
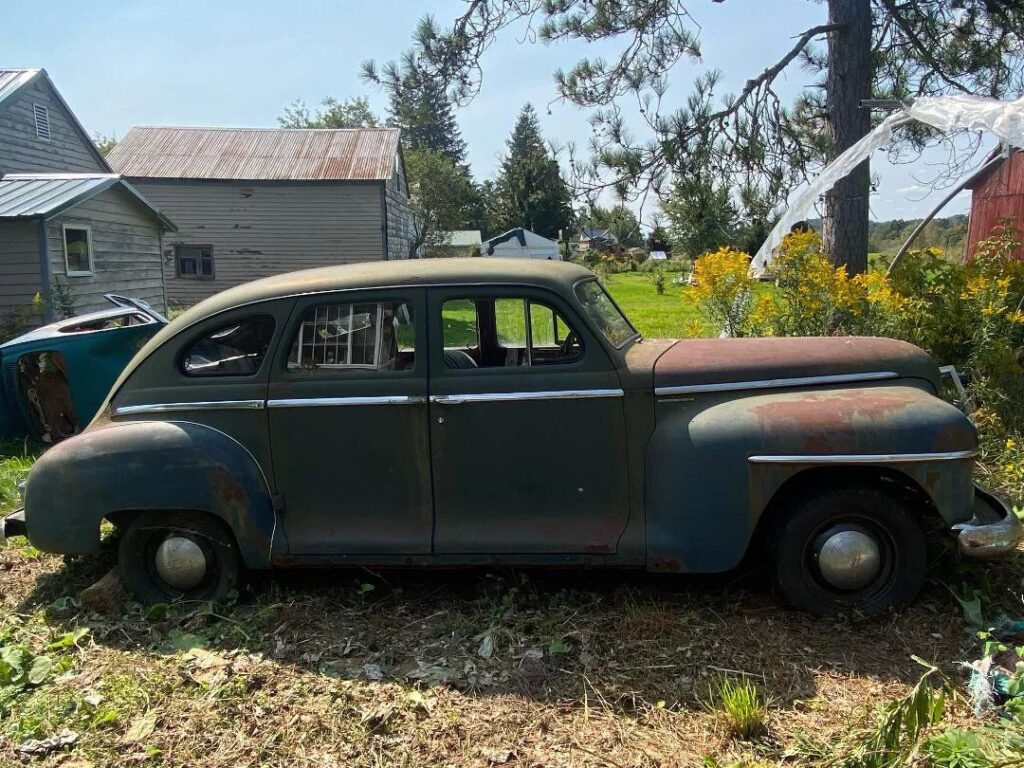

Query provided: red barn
[965,148,1024,259]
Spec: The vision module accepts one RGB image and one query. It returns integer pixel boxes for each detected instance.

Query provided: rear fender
[645,385,977,573]
[24,420,274,568]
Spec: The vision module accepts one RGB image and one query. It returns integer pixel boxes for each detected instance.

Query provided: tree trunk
[823,0,872,275]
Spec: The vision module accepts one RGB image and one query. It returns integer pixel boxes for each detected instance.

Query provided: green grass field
[592,272,707,338]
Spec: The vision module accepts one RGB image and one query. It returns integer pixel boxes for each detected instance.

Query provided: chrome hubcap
[154,535,208,591]
[816,529,882,590]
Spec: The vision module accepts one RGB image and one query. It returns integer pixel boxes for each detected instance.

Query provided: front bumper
[0,508,26,544]
[955,487,1022,558]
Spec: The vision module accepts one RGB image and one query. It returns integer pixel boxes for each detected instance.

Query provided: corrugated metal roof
[0,173,175,230]
[0,69,41,109]
[107,126,403,181]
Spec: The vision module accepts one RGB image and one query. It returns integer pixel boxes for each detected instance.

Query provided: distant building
[107,126,414,306]
[577,227,617,253]
[0,69,172,319]
[427,230,482,257]
[965,148,1024,260]
[482,228,561,260]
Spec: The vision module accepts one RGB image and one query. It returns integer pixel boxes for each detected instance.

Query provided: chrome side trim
[748,449,978,464]
[113,400,265,416]
[655,370,900,397]
[267,395,426,408]
[431,388,624,405]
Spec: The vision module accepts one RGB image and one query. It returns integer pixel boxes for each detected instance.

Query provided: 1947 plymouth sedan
[3,259,1020,614]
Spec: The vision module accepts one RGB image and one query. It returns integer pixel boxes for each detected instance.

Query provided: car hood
[653,336,941,392]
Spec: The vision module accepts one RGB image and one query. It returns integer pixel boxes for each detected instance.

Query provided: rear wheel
[118,511,241,605]
[770,485,927,616]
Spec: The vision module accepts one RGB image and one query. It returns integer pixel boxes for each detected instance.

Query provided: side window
[440,297,582,370]
[287,301,414,372]
[182,316,275,377]
[176,245,215,279]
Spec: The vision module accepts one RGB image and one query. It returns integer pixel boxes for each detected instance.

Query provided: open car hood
[653,336,942,392]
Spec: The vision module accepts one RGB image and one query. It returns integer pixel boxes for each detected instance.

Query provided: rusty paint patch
[207,465,248,521]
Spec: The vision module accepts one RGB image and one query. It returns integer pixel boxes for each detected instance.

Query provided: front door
[428,286,630,555]
[268,289,432,555]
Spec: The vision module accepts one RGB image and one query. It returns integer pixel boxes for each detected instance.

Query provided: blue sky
[7,0,989,224]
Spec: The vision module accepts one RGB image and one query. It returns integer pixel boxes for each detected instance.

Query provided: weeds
[706,676,771,740]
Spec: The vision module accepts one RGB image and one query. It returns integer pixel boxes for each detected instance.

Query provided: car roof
[174,257,595,329]
[98,258,597,413]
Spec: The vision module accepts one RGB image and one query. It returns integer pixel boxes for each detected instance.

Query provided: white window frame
[33,103,50,142]
[62,224,94,276]
[290,303,386,370]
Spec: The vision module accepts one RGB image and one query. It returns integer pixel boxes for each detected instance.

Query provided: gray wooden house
[107,126,415,306]
[0,69,174,320]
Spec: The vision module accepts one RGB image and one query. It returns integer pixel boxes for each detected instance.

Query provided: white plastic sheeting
[751,95,1024,274]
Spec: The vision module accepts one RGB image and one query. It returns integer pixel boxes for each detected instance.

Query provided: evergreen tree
[401,1,1024,274]
[363,52,467,164]
[491,104,572,240]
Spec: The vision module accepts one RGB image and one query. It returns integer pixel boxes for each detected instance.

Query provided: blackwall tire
[118,511,241,605]
[771,485,927,616]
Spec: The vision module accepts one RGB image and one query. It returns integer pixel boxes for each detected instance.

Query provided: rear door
[267,288,432,555]
[427,286,631,555]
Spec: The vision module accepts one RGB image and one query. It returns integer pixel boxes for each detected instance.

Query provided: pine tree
[366,53,467,164]
[403,1,1024,274]
[492,104,572,240]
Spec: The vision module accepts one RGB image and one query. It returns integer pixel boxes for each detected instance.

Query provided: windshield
[573,279,639,348]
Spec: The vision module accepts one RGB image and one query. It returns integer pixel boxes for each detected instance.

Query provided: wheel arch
[24,420,275,569]
[749,465,940,553]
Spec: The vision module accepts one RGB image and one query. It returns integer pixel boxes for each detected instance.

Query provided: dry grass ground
[1,528,1022,767]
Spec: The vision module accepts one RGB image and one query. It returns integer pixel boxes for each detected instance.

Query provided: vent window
[33,104,50,141]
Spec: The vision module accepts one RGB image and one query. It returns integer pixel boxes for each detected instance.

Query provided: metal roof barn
[107,126,403,181]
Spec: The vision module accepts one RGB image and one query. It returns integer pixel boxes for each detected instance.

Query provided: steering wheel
[558,330,579,358]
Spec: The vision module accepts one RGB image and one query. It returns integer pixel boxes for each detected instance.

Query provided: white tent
[482,228,561,260]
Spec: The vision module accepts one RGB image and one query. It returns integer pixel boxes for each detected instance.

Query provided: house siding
[0,221,42,321]
[385,164,415,260]
[129,180,387,306]
[46,186,166,314]
[0,78,106,175]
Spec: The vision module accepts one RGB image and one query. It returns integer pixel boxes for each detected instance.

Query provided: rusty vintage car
[2,260,1019,614]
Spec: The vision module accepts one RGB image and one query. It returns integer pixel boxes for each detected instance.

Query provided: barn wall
[967,152,1024,260]
[385,164,415,260]
[130,180,387,306]
[0,77,107,175]
[0,221,43,322]
[46,186,167,314]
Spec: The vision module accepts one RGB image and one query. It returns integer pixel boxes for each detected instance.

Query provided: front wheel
[118,511,241,605]
[770,485,927,616]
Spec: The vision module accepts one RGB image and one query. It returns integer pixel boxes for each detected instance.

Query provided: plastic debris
[752,94,1024,275]
[965,619,1024,718]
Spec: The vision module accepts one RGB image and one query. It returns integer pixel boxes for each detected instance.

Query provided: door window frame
[428,285,611,380]
[272,288,427,383]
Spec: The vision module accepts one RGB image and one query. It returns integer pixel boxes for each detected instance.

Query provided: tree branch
[705,23,844,125]
[877,0,973,95]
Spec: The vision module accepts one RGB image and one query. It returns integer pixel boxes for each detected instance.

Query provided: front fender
[24,420,274,568]
[646,384,977,573]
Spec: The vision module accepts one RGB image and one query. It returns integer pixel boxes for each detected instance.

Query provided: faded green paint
[16,258,999,573]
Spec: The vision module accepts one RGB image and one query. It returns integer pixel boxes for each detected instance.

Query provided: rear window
[181,316,276,377]
[573,279,637,348]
